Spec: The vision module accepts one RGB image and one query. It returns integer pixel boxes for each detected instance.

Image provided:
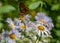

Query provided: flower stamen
[9,33,16,39]
[21,25,27,29]
[20,17,25,21]
[11,23,15,28]
[40,19,47,24]
[38,26,45,31]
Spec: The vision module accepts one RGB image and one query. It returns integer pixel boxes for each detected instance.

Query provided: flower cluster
[0,12,54,43]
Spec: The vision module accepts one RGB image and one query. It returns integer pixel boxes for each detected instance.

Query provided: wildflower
[6,18,20,30]
[2,29,21,43]
[6,18,15,29]
[12,29,21,38]
[26,21,36,31]
[35,12,54,30]
[21,24,26,29]
[14,18,21,26]
[35,12,52,23]
[19,23,27,31]
[2,30,16,43]
[6,37,16,43]
[35,23,51,37]
[19,14,31,22]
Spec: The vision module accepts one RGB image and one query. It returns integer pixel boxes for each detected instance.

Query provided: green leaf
[2,39,6,43]
[0,16,3,21]
[23,38,31,43]
[54,30,60,37]
[16,39,22,43]
[0,5,16,14]
[29,1,45,10]
[56,40,60,43]
[57,16,60,21]
[30,16,36,22]
[28,1,40,9]
[0,23,3,29]
[51,4,60,10]
[56,23,60,28]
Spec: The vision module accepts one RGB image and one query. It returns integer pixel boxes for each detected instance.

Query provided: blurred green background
[0,0,60,43]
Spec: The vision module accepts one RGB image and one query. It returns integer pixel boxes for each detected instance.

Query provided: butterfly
[19,1,29,16]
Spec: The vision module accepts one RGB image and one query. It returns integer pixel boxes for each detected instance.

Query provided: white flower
[6,18,21,30]
[18,21,34,31]
[6,18,15,29]
[6,18,13,24]
[2,29,22,43]
[35,12,52,22]
[35,12,54,30]
[2,30,16,43]
[25,14,31,20]
[6,37,16,43]
[12,29,21,38]
[19,14,31,24]
[19,14,31,21]
[26,21,36,31]
[35,23,51,37]
[19,23,27,30]
[14,18,21,26]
